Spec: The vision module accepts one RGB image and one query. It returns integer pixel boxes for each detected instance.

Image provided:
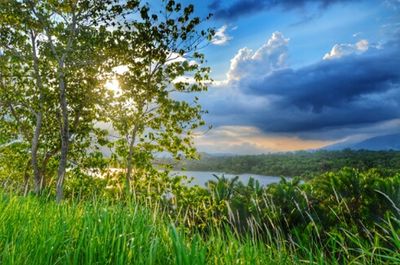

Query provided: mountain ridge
[323,133,400,151]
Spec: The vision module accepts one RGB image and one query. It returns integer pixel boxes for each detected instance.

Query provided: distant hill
[199,152,236,158]
[324,133,400,151]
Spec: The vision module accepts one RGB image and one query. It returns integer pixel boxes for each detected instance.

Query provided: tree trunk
[126,126,138,192]
[30,31,44,195]
[32,112,42,194]
[33,4,76,202]
[56,63,69,203]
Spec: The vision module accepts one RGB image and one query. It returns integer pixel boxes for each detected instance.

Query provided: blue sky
[202,0,399,75]
[158,0,400,154]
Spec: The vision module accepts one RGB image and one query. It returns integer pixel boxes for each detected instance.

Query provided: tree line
[178,150,400,178]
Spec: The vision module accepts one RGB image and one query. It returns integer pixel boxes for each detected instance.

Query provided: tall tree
[1,0,140,200]
[1,0,213,200]
[109,0,213,190]
[22,0,139,201]
[0,1,50,194]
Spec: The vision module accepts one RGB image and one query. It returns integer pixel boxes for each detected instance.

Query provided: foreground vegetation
[1,167,399,264]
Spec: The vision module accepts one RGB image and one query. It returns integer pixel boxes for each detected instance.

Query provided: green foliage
[0,0,133,198]
[209,168,400,236]
[0,190,399,265]
[310,168,400,229]
[0,0,212,199]
[106,0,213,191]
[0,141,31,193]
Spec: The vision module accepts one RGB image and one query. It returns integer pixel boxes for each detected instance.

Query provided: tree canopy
[0,0,213,201]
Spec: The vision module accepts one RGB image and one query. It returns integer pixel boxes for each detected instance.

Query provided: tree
[0,0,140,201]
[1,0,213,201]
[0,1,51,194]
[108,0,213,191]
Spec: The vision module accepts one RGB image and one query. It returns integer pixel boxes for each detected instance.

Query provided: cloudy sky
[156,0,400,154]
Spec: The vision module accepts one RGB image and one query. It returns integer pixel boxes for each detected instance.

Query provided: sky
[157,0,400,154]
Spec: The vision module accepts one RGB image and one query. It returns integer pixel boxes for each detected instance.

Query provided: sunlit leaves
[0,0,213,198]
[107,0,213,182]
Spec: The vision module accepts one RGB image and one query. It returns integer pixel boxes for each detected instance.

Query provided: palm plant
[207,174,240,203]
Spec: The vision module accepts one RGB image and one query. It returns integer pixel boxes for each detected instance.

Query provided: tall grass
[0,193,399,264]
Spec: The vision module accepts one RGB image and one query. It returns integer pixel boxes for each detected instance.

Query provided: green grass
[0,194,399,265]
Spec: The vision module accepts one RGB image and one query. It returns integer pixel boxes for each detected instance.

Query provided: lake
[170,171,285,187]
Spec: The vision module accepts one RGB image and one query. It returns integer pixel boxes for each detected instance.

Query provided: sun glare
[105,79,121,94]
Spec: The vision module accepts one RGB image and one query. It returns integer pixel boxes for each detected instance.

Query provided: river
[170,171,285,187]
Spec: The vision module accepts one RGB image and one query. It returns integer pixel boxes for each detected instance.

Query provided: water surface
[170,171,285,187]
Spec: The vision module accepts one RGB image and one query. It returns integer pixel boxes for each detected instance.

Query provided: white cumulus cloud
[323,39,369,60]
[226,31,289,82]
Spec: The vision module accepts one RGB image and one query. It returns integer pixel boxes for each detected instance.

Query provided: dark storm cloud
[204,39,400,138]
[248,49,400,113]
[253,100,400,133]
[208,0,357,20]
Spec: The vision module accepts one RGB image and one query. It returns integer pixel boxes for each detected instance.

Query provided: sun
[105,79,121,95]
